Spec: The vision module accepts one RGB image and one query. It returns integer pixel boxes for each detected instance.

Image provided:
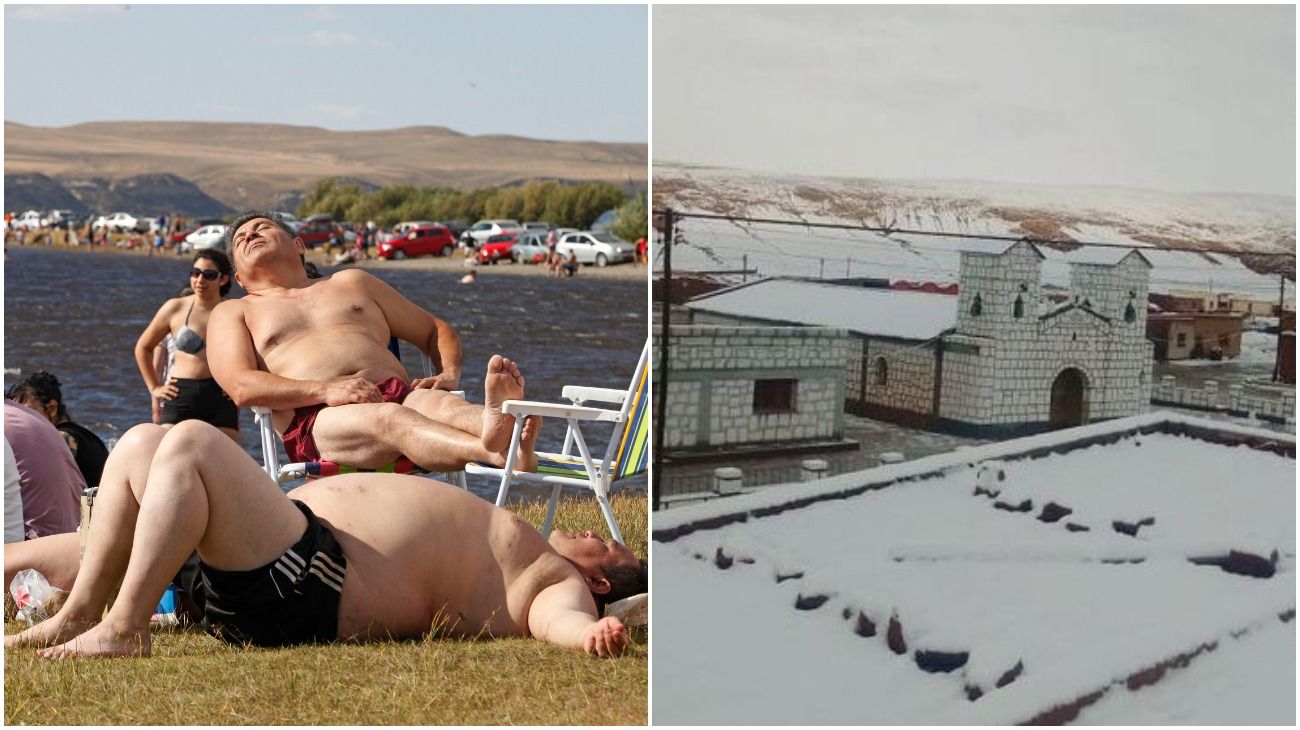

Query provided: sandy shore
[5,234,649,282]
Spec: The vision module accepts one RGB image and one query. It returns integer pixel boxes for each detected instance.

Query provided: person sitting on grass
[5,420,646,658]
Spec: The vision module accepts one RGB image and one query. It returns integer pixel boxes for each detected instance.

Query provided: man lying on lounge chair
[210,210,534,473]
[5,421,645,658]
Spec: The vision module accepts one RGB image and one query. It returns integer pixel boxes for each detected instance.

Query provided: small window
[970,293,983,317]
[1176,332,1188,348]
[1124,302,1136,323]
[873,357,888,386]
[753,378,796,414]
[1013,295,1024,319]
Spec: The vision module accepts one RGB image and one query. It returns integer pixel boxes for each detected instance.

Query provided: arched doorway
[1049,368,1088,429]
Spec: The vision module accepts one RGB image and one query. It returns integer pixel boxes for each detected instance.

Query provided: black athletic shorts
[160,377,239,430]
[199,501,347,648]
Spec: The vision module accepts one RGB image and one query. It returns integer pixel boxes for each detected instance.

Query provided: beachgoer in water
[4,420,644,658]
[460,269,477,284]
[133,250,240,441]
[209,211,536,474]
[5,372,110,489]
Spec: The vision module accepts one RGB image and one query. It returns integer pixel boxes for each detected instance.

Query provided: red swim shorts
[281,376,413,463]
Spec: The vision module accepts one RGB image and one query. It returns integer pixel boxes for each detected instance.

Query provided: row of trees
[296,179,647,241]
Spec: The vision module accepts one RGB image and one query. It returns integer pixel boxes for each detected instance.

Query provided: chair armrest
[501,399,623,422]
[560,385,628,407]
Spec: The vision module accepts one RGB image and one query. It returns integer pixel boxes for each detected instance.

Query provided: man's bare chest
[245,286,387,352]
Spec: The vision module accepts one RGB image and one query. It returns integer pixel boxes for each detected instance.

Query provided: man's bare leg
[39,421,306,659]
[312,355,533,472]
[5,424,167,649]
[400,355,525,453]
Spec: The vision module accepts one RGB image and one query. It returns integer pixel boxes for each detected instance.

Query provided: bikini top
[174,300,205,355]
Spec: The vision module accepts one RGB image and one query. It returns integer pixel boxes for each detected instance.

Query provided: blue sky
[4,4,647,143]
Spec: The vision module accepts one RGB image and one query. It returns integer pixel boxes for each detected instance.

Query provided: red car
[475,232,518,264]
[378,225,456,259]
[297,218,344,249]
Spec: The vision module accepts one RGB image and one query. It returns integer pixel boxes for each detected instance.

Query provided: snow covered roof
[685,278,958,340]
[654,412,1295,725]
[1063,246,1154,267]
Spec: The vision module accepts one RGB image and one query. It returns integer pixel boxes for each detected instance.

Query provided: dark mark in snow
[1065,522,1090,532]
[915,649,969,673]
[794,593,830,610]
[996,660,1025,688]
[1038,502,1072,523]
[994,498,1033,513]
[714,547,734,570]
[887,614,907,655]
[775,571,804,583]
[854,611,877,638]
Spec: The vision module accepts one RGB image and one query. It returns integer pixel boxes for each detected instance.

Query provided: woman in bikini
[133,250,240,441]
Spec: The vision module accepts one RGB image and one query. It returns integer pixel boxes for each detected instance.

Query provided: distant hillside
[654,163,1296,278]
[5,121,647,213]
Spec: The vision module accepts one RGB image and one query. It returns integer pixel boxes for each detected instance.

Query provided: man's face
[548,530,640,574]
[230,217,298,268]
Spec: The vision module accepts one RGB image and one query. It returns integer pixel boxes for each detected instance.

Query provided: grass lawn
[5,492,648,725]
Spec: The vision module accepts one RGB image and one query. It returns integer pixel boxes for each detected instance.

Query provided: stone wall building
[684,240,1155,438]
[654,324,850,450]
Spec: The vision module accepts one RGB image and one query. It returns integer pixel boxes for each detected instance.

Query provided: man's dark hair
[595,558,647,615]
[225,210,295,251]
[193,249,234,296]
[5,371,67,421]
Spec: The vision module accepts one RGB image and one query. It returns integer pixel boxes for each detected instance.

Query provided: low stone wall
[1151,376,1296,423]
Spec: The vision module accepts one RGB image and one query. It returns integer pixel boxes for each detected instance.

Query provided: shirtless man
[208,211,527,472]
[5,421,644,657]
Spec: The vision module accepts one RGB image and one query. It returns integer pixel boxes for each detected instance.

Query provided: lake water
[3,246,648,500]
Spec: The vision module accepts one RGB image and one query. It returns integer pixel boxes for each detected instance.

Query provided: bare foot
[4,608,99,650]
[515,416,541,473]
[482,355,524,453]
[38,620,150,659]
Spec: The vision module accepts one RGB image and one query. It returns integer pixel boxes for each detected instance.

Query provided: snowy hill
[654,164,1296,282]
[653,164,1296,294]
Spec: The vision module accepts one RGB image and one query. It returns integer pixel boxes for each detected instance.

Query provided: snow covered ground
[652,414,1295,725]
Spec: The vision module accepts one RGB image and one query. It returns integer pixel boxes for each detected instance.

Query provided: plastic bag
[9,568,65,625]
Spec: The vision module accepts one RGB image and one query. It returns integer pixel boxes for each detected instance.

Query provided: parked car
[378,224,456,259]
[12,210,44,230]
[464,219,522,246]
[555,231,635,266]
[171,218,226,245]
[47,209,77,227]
[271,211,303,233]
[184,224,229,251]
[437,220,469,241]
[511,232,550,264]
[521,221,552,236]
[297,218,344,249]
[475,232,519,264]
[94,212,145,233]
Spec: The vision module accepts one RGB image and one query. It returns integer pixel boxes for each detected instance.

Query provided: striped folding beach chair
[466,339,650,544]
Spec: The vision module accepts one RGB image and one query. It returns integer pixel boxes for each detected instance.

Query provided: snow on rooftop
[664,217,1292,301]
[653,413,1295,725]
[686,278,958,340]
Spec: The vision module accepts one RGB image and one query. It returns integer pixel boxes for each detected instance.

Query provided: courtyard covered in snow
[652,412,1295,724]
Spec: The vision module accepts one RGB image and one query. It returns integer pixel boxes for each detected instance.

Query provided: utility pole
[1274,273,1286,382]
[652,208,673,512]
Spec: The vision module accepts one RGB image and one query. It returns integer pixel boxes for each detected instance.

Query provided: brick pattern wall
[655,325,851,449]
[860,338,939,413]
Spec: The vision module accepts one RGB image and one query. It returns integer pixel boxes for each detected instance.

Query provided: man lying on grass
[4,420,645,658]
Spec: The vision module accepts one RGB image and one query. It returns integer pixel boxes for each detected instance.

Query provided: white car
[465,219,522,245]
[12,210,44,230]
[94,212,141,233]
[184,224,229,251]
[556,231,635,267]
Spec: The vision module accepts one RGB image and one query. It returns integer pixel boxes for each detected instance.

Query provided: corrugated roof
[686,278,958,340]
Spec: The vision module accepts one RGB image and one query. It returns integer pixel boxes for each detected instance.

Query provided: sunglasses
[190,268,221,281]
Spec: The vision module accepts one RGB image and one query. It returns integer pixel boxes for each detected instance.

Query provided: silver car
[555,231,635,267]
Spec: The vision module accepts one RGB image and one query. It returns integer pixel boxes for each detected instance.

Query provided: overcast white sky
[653,5,1295,197]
